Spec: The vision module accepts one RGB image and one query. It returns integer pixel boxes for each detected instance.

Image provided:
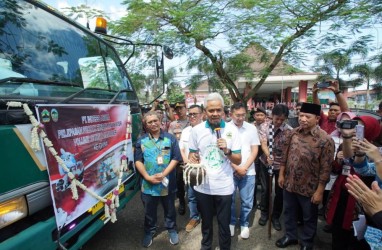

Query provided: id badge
[342,165,351,176]
[157,155,164,165]
[162,177,169,187]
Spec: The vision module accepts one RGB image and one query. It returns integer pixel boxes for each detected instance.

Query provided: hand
[163,100,170,109]
[345,175,382,216]
[232,163,247,177]
[356,139,381,161]
[266,155,274,165]
[327,80,339,92]
[189,152,200,164]
[217,138,228,151]
[336,151,344,161]
[311,190,323,205]
[340,128,355,138]
[147,173,162,184]
[312,82,319,93]
[352,138,366,155]
[278,174,285,188]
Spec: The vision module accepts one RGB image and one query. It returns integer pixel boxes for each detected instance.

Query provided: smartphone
[355,124,364,141]
[317,81,331,88]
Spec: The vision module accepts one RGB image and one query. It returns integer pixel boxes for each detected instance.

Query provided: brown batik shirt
[281,125,335,197]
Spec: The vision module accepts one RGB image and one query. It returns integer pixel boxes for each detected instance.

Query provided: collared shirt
[259,121,293,170]
[189,119,241,195]
[229,121,260,175]
[319,113,336,134]
[179,125,192,157]
[281,125,335,197]
[134,130,182,196]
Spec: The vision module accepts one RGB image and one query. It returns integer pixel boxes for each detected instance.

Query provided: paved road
[83,189,331,250]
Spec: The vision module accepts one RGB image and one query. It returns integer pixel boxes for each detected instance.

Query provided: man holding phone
[312,80,350,134]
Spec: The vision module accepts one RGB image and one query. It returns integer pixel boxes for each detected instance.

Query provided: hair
[329,102,340,108]
[188,104,203,113]
[230,102,246,112]
[204,92,224,107]
[272,104,289,117]
[296,102,303,107]
[143,111,159,124]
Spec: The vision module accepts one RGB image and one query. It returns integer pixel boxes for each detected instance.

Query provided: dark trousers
[141,192,177,234]
[195,190,232,250]
[259,166,283,219]
[176,165,185,204]
[283,190,318,247]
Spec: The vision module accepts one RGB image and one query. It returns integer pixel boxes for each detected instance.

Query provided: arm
[150,100,159,111]
[164,100,175,121]
[329,80,350,112]
[233,144,258,177]
[312,82,320,105]
[135,160,160,184]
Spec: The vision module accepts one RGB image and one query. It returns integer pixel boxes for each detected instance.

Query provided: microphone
[214,128,221,139]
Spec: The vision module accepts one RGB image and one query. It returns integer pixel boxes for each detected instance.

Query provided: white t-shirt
[189,120,241,195]
[230,121,260,175]
[179,125,192,157]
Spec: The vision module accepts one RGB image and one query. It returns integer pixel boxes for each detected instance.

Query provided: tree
[348,63,374,108]
[112,0,379,103]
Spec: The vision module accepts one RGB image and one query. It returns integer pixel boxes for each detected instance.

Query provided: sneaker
[169,231,179,245]
[240,226,250,239]
[229,224,235,237]
[258,214,268,226]
[186,219,200,232]
[142,233,153,248]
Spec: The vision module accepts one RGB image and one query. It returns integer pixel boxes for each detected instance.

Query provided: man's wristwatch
[224,149,232,156]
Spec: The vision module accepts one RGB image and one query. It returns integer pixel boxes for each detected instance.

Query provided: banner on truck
[36,104,134,229]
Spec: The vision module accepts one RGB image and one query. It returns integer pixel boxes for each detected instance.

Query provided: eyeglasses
[188,113,200,117]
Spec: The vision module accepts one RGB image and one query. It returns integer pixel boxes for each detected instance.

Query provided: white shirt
[230,121,260,175]
[179,125,192,157]
[189,120,241,195]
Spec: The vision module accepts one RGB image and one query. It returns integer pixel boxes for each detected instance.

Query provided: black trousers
[195,190,232,250]
[283,190,318,247]
[259,164,283,219]
[176,164,185,204]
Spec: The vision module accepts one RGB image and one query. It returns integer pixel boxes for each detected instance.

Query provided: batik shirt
[281,125,335,197]
[135,130,182,196]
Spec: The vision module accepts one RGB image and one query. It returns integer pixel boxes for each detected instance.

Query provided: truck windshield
[0,0,134,102]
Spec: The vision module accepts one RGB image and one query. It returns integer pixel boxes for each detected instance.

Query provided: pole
[268,165,273,239]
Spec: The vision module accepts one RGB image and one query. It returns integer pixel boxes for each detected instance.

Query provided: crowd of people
[133,81,382,250]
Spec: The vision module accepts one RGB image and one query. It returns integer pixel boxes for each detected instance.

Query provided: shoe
[318,207,324,216]
[275,236,298,248]
[142,233,153,248]
[186,219,200,232]
[229,224,235,237]
[323,224,332,233]
[168,230,179,245]
[240,226,250,239]
[300,245,313,250]
[178,201,186,215]
[272,218,282,231]
[258,214,268,226]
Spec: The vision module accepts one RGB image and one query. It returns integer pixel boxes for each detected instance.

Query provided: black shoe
[323,224,332,233]
[300,245,313,250]
[258,214,268,226]
[178,202,185,215]
[318,207,324,216]
[275,236,298,248]
[272,218,282,231]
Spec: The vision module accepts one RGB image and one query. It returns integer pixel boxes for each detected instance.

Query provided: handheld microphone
[214,128,221,139]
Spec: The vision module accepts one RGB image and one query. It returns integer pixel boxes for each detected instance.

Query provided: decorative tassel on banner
[104,202,111,218]
[70,179,79,200]
[183,163,206,187]
[113,189,120,208]
[121,155,127,171]
[110,203,117,223]
[30,126,40,151]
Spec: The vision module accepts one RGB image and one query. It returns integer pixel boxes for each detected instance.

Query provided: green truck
[0,0,167,249]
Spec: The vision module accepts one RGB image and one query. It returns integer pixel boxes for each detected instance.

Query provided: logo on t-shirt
[203,144,224,169]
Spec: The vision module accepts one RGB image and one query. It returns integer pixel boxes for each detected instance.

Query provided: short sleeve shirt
[189,120,241,195]
[134,130,182,196]
[229,121,260,175]
[179,125,192,157]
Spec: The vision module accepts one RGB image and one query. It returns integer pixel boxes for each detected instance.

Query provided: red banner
[36,104,134,229]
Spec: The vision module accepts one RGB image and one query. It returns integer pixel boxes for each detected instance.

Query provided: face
[145,114,160,133]
[205,100,223,126]
[175,105,187,119]
[295,105,301,116]
[187,107,203,127]
[328,105,341,120]
[231,107,246,127]
[272,114,287,128]
[299,112,319,130]
[155,110,163,120]
[254,112,266,124]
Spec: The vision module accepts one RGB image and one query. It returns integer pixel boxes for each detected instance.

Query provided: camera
[336,120,358,129]
[159,100,164,104]
[317,81,331,88]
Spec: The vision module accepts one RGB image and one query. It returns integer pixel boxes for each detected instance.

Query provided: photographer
[342,116,382,186]
[151,100,175,132]
[312,80,350,134]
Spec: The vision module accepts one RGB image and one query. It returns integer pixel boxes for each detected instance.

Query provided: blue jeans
[188,185,199,220]
[230,174,255,227]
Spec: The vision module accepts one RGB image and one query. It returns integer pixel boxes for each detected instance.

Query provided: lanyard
[149,134,163,154]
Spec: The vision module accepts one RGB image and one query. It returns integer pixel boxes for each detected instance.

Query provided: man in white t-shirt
[188,93,241,250]
[179,104,204,232]
[229,102,260,239]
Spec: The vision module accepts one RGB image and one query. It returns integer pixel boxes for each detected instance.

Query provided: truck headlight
[0,196,28,229]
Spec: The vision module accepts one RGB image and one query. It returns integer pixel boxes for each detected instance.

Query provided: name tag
[157,155,164,165]
[342,165,351,176]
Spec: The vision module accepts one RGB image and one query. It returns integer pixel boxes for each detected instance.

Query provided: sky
[43,0,382,89]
